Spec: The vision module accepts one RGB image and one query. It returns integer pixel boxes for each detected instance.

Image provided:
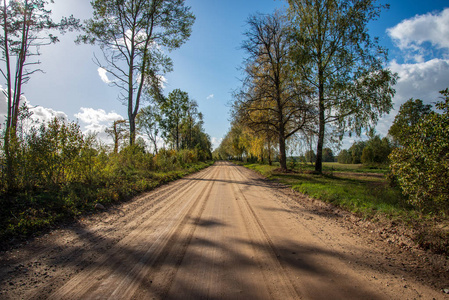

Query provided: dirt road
[0,162,447,299]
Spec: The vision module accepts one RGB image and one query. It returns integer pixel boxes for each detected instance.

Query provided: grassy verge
[242,161,449,255]
[0,161,213,247]
[244,162,408,217]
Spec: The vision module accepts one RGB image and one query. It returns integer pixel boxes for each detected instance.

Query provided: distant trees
[390,89,449,212]
[337,135,391,166]
[233,12,315,171]
[337,149,352,164]
[105,120,129,154]
[304,149,316,164]
[361,136,391,165]
[0,0,79,189]
[348,141,366,164]
[77,0,195,145]
[160,89,189,151]
[136,89,212,158]
[136,105,161,154]
[337,142,365,164]
[288,0,397,173]
[322,148,334,162]
[214,123,247,161]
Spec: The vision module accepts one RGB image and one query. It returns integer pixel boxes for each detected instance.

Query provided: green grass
[244,162,410,219]
[293,161,388,173]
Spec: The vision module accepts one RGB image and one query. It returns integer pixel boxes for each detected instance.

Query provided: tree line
[109,88,211,159]
[1,0,211,192]
[215,0,448,214]
[217,0,397,172]
[0,0,216,240]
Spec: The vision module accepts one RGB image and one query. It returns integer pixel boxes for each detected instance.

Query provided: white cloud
[30,105,68,124]
[207,94,214,100]
[75,107,123,125]
[387,8,449,53]
[75,107,123,132]
[373,9,449,140]
[211,137,222,150]
[374,58,449,137]
[75,107,125,143]
[0,91,67,129]
[157,75,167,89]
[97,67,112,84]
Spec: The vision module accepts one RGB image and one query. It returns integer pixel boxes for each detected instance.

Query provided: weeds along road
[0,161,445,299]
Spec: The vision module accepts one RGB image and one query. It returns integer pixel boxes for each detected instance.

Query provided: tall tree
[235,12,315,171]
[180,100,199,149]
[77,0,195,145]
[288,0,397,173]
[136,104,161,154]
[160,88,189,150]
[105,119,129,153]
[0,0,79,189]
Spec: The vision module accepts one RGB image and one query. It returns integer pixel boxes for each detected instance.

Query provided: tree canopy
[77,0,195,145]
[288,0,397,173]
[233,12,315,171]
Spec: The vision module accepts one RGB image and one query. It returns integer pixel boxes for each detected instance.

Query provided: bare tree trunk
[2,0,14,189]
[12,0,29,130]
[315,75,325,174]
[152,139,158,155]
[176,121,179,151]
[267,138,272,166]
[278,133,287,171]
[129,117,136,146]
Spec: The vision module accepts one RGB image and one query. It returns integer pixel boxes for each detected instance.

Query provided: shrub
[390,89,449,213]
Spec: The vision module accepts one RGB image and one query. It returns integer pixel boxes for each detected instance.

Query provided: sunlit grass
[244,162,409,219]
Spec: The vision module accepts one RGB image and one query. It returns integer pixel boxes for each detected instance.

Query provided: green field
[244,162,406,217]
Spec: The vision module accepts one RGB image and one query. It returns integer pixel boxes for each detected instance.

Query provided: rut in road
[11,161,444,299]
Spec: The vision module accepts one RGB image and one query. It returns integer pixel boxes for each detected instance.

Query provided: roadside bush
[154,148,178,171]
[177,149,198,166]
[25,118,88,188]
[390,89,449,213]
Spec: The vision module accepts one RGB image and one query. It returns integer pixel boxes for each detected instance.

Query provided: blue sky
[2,0,449,151]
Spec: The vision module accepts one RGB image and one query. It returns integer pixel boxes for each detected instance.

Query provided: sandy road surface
[0,161,447,299]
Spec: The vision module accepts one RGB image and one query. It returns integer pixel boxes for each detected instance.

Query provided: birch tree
[288,0,397,173]
[77,0,195,145]
[0,0,79,188]
[136,104,161,154]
